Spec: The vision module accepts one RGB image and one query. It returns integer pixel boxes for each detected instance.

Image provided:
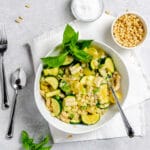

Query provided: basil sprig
[41,24,93,68]
[21,130,52,150]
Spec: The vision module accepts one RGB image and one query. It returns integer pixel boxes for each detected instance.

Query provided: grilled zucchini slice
[70,118,81,124]
[96,84,109,104]
[43,67,59,76]
[99,103,110,109]
[63,96,77,107]
[59,80,71,94]
[81,114,100,125]
[80,75,95,86]
[99,57,114,77]
[104,57,115,73]
[45,77,58,89]
[90,59,99,70]
[46,90,60,98]
[51,98,62,116]
[63,55,74,65]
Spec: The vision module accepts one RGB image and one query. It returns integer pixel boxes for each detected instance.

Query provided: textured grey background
[0,0,150,150]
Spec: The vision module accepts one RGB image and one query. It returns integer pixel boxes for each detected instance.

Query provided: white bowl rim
[34,40,129,134]
[111,11,148,50]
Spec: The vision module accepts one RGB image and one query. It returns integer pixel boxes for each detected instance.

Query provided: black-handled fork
[0,24,9,109]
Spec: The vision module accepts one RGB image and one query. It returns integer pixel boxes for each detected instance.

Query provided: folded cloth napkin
[29,14,150,143]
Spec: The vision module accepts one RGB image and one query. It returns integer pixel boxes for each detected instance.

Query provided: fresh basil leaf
[76,40,93,50]
[70,45,92,62]
[21,131,34,145]
[35,136,49,149]
[40,146,52,150]
[41,52,68,68]
[21,131,34,150]
[71,32,79,46]
[63,24,77,47]
[21,131,52,150]
[41,25,93,68]
[22,143,30,150]
[21,130,29,142]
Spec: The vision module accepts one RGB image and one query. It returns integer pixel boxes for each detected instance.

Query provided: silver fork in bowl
[107,81,134,138]
[0,24,9,109]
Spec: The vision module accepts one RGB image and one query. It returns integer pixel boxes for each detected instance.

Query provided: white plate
[34,41,129,134]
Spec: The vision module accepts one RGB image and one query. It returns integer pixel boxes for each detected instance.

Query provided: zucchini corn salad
[40,46,122,125]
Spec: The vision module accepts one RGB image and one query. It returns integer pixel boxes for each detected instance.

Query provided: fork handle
[110,85,134,138]
[0,54,9,109]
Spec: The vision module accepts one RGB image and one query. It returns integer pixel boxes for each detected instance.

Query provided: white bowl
[111,12,148,50]
[34,41,129,134]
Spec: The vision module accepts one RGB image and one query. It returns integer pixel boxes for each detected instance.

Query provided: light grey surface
[0,0,150,149]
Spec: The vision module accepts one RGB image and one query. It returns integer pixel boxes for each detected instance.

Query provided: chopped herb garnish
[69,113,75,119]
[93,88,100,94]
[96,102,100,108]
[21,130,52,150]
[80,106,87,110]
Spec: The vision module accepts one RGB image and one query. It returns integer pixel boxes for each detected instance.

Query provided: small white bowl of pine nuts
[111,12,148,49]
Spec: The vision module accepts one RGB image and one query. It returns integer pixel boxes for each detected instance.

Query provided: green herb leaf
[40,146,52,150]
[21,130,34,150]
[63,24,77,47]
[60,80,71,94]
[71,32,79,46]
[93,88,100,94]
[41,25,93,67]
[21,131,52,150]
[41,52,68,68]
[80,106,87,110]
[22,144,29,150]
[76,40,93,50]
[21,131,33,146]
[96,102,100,108]
[70,44,92,62]
[21,130,29,142]
[69,113,74,119]
[34,136,49,149]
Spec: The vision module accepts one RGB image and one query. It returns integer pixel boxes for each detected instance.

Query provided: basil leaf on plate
[41,52,68,68]
[76,40,93,50]
[71,32,79,46]
[63,24,78,47]
[41,24,93,66]
[70,44,92,62]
